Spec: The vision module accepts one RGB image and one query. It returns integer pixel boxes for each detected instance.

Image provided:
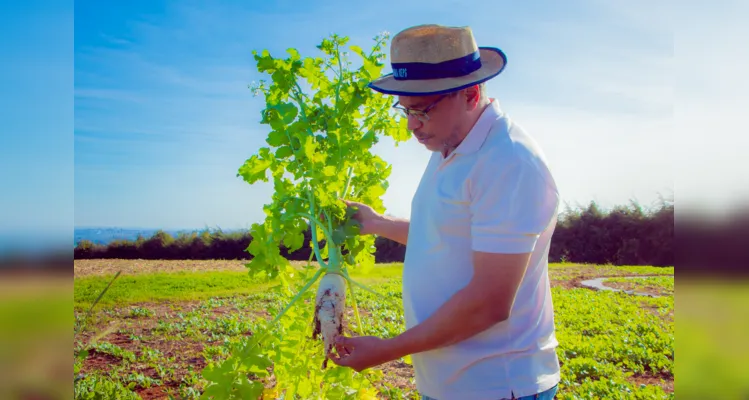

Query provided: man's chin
[423,142,441,152]
[416,137,432,147]
[414,136,442,152]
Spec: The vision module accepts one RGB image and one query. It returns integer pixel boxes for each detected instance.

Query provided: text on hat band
[390,50,482,81]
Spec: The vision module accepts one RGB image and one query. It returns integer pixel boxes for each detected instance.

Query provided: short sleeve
[469,158,559,254]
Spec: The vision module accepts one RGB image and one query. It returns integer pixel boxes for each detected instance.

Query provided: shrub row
[74,200,674,266]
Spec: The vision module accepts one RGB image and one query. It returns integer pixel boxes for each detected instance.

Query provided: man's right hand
[342,199,382,235]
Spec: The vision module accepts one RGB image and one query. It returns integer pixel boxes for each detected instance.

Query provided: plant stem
[342,271,379,296]
[296,212,330,269]
[305,248,314,269]
[270,268,324,325]
[334,41,343,115]
[334,41,344,169]
[342,166,353,199]
[348,280,365,336]
[302,189,330,269]
[324,209,334,243]
[292,84,319,139]
[76,270,121,336]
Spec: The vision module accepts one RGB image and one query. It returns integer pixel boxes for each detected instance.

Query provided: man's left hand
[328,335,398,372]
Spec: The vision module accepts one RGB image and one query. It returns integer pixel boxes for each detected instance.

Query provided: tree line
[74,199,674,267]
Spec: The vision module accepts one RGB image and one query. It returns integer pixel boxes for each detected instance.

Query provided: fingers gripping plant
[202,32,410,399]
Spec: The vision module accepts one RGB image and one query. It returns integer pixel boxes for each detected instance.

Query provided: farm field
[73,260,674,399]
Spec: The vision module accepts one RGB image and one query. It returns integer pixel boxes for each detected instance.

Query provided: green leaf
[322,165,337,177]
[266,130,288,147]
[349,45,365,57]
[343,217,361,237]
[302,135,317,160]
[331,226,346,246]
[240,147,277,183]
[235,379,265,399]
[284,229,305,252]
[297,379,313,397]
[237,154,272,184]
[272,102,299,124]
[275,145,293,158]
[241,353,272,375]
[359,130,376,150]
[201,383,230,400]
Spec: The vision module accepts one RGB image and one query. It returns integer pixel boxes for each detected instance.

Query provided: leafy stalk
[270,268,325,325]
[298,213,328,269]
[225,31,414,399]
[348,277,365,336]
[341,166,354,199]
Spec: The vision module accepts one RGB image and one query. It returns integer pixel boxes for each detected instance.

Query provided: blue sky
[72,0,676,231]
[1,0,73,252]
[3,0,748,248]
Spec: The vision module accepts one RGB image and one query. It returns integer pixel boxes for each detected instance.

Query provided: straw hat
[368,24,507,96]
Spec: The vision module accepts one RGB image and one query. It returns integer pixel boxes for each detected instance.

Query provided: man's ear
[463,84,481,109]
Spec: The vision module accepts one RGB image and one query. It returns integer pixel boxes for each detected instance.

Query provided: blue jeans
[422,384,558,400]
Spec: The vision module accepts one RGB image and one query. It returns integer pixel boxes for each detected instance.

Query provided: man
[329,24,561,400]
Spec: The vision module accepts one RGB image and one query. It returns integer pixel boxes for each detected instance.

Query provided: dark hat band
[390,50,481,81]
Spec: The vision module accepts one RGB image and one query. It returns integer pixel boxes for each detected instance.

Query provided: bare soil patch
[74,297,272,399]
[83,349,122,373]
[377,359,415,394]
[75,259,248,277]
[75,298,403,399]
[74,259,323,278]
[631,371,674,393]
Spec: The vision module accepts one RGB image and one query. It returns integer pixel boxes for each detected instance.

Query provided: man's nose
[407,114,423,131]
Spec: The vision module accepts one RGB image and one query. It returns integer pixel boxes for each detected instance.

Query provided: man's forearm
[372,215,409,245]
[385,284,506,359]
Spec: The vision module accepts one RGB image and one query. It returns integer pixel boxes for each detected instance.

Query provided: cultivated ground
[73,260,675,399]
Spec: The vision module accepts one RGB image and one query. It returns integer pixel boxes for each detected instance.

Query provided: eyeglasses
[392,95,449,122]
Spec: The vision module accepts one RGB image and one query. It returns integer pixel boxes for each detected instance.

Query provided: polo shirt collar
[449,98,503,156]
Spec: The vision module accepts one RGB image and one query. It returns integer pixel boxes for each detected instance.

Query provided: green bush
[74,199,674,266]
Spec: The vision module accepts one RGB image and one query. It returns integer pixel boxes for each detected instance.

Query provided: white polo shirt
[401,99,561,400]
